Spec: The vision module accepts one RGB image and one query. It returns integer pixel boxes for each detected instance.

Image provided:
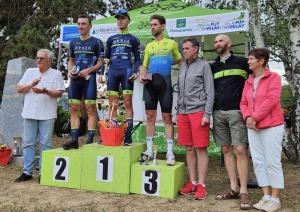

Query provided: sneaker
[15,173,32,182]
[179,180,197,195]
[86,140,93,144]
[123,136,132,146]
[261,199,281,212]
[253,197,270,210]
[194,184,207,200]
[98,140,102,145]
[166,153,175,166]
[61,140,79,150]
[139,151,153,165]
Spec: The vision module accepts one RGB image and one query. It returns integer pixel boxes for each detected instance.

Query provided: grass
[0,137,300,211]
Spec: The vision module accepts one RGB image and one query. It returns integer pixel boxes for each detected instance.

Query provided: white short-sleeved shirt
[18,68,65,120]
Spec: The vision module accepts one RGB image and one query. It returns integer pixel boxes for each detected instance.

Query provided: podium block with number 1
[80,142,146,194]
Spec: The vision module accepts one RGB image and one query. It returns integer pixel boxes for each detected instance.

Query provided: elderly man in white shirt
[15,49,65,183]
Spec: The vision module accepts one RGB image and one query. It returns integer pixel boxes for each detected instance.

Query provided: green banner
[132,125,221,157]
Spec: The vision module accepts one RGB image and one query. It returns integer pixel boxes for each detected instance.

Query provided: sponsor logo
[176,19,186,28]
[62,26,80,42]
[92,27,118,35]
[195,18,220,30]
[224,17,245,29]
[169,28,192,33]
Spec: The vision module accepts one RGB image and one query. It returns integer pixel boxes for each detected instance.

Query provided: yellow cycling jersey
[143,38,182,76]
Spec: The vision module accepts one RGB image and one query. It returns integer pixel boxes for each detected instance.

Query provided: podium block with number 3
[130,160,185,199]
[81,142,146,194]
[40,148,82,188]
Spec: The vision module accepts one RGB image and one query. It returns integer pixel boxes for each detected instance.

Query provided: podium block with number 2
[40,148,82,189]
[80,142,146,194]
[130,160,185,199]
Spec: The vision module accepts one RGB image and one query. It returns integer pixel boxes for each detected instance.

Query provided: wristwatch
[44,89,48,95]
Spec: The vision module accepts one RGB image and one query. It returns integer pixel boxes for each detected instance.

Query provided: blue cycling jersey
[100,31,141,74]
[69,36,104,75]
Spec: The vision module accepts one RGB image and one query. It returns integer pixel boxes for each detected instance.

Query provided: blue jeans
[23,118,55,175]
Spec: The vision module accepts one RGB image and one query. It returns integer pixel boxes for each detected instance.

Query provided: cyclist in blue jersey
[98,9,141,146]
[62,14,104,150]
[139,14,183,166]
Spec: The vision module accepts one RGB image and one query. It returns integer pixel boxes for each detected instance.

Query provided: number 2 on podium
[96,156,113,182]
[53,157,69,182]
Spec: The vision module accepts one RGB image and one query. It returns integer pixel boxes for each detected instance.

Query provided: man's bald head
[214,34,232,56]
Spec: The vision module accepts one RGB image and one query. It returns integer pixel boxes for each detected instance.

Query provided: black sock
[71,128,79,142]
[126,119,133,137]
[87,130,95,142]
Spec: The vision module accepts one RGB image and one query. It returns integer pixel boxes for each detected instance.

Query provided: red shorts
[177,111,210,148]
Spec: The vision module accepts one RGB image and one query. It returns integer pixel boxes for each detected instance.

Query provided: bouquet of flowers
[99,117,128,129]
[98,100,128,129]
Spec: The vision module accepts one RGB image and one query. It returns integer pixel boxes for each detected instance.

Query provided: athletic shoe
[261,199,281,212]
[166,153,176,166]
[86,140,93,144]
[61,140,79,150]
[98,140,102,145]
[253,197,270,210]
[179,180,196,195]
[194,184,207,200]
[139,151,153,165]
[15,173,32,182]
[123,136,132,146]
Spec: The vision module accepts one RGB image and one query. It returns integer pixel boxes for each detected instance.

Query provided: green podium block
[40,148,82,189]
[81,142,146,194]
[130,160,185,199]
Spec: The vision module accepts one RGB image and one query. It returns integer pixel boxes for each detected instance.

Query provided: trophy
[71,66,90,80]
[12,136,21,156]
[152,145,158,165]
[102,58,110,83]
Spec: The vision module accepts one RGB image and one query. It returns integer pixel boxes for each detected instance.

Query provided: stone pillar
[0,57,35,162]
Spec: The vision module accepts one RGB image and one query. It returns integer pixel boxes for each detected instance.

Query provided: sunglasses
[116,9,128,14]
[35,57,48,61]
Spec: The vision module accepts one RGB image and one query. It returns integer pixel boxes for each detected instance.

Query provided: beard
[216,43,229,55]
[151,29,162,37]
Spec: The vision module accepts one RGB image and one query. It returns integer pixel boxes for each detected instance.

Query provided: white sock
[146,137,153,153]
[191,181,197,185]
[166,139,174,155]
[198,183,206,187]
[271,196,280,203]
[264,195,271,200]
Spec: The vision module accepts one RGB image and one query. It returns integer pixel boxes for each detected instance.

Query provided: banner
[132,124,221,157]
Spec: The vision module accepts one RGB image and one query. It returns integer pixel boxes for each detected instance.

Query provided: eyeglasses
[116,9,128,14]
[35,57,48,61]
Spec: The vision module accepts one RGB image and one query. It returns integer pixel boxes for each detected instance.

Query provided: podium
[130,160,185,199]
[80,142,146,194]
[40,148,82,189]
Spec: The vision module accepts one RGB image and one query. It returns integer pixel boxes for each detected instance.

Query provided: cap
[115,9,130,20]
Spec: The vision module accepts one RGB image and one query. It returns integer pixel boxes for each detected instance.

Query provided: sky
[269,61,285,76]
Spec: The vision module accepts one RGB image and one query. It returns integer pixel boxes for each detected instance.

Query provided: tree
[200,0,300,163]
[0,0,107,104]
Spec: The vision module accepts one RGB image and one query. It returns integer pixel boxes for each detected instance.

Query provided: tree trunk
[285,0,300,163]
[249,1,265,48]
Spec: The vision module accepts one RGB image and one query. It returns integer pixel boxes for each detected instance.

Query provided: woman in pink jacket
[240,48,284,212]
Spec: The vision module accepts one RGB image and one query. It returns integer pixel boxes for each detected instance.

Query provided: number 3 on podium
[142,170,161,196]
[53,157,69,182]
[97,156,114,182]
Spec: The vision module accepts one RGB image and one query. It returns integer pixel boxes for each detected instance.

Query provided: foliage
[55,104,70,129]
[281,84,294,109]
[0,0,107,104]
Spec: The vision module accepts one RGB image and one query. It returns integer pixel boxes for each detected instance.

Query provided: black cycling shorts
[144,74,173,113]
[68,73,96,102]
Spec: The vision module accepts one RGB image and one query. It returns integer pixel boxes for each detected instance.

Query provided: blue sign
[61,26,80,42]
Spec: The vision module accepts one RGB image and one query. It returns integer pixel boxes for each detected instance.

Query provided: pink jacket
[240,69,284,129]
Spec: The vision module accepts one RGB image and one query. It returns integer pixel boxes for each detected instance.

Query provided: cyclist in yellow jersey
[139,14,183,166]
